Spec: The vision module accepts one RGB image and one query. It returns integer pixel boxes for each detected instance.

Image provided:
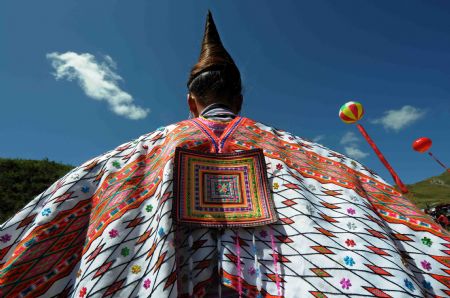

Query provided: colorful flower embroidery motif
[41,208,51,216]
[121,247,130,257]
[347,222,357,230]
[421,237,432,247]
[81,186,90,193]
[143,278,151,289]
[248,266,256,275]
[260,230,268,238]
[349,195,359,202]
[251,244,257,255]
[404,279,415,291]
[0,234,11,243]
[273,182,279,190]
[308,184,316,191]
[79,287,87,297]
[145,205,153,213]
[340,278,352,289]
[109,229,119,238]
[343,256,355,267]
[158,227,165,237]
[276,163,283,171]
[112,160,121,169]
[131,265,141,274]
[422,280,432,290]
[420,260,432,271]
[346,208,356,215]
[345,239,356,247]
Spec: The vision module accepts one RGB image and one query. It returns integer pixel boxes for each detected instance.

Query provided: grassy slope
[405,171,450,209]
[0,158,73,223]
[0,158,448,223]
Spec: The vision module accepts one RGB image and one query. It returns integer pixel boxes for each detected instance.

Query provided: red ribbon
[356,124,409,194]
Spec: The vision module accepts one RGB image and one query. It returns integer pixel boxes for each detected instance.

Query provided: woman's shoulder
[242,117,387,185]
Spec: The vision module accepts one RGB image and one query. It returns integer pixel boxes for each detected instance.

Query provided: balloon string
[356,124,408,194]
[428,151,449,171]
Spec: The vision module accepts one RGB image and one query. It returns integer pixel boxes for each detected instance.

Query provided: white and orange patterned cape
[1,117,449,297]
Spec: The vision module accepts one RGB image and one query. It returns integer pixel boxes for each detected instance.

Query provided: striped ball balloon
[339,101,364,124]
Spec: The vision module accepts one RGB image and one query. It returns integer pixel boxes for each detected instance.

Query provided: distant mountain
[0,158,73,223]
[405,171,450,209]
[0,158,448,224]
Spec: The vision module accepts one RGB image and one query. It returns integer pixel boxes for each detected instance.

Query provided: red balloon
[412,137,432,153]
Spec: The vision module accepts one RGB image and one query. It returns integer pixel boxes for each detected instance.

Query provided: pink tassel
[235,230,243,297]
[269,227,282,296]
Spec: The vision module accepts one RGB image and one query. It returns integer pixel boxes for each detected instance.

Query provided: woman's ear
[187,93,199,117]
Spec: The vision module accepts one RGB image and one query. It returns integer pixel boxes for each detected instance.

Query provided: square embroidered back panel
[173,116,277,228]
[173,148,277,228]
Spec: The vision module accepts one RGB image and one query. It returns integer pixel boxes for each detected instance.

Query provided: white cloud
[344,146,369,159]
[340,131,369,160]
[340,131,359,145]
[47,51,149,120]
[371,105,425,132]
[312,135,325,142]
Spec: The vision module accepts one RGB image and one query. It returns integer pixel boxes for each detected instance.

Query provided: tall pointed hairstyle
[187,10,243,109]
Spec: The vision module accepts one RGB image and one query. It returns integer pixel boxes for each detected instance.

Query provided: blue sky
[1,0,449,184]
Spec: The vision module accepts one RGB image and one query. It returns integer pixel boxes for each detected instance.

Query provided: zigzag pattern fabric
[0,117,449,297]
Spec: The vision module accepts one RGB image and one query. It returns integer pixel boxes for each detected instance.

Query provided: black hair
[188,65,242,108]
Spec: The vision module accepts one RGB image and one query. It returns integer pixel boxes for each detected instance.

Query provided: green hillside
[0,158,74,223]
[405,171,450,209]
[0,158,448,224]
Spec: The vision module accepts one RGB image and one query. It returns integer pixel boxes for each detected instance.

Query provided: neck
[199,103,237,121]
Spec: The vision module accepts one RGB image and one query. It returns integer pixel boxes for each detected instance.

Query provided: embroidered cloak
[1,117,449,298]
